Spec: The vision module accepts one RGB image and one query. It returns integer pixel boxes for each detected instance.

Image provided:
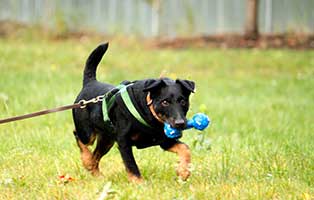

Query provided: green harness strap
[102,84,151,128]
[119,86,151,127]
[102,84,124,123]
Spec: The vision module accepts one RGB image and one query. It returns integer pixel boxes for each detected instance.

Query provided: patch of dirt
[0,20,103,41]
[149,34,314,50]
[0,20,27,37]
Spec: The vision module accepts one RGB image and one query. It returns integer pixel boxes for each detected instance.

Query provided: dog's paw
[127,174,144,184]
[176,167,191,181]
[91,170,104,177]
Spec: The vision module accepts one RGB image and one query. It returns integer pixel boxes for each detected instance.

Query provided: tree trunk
[245,0,259,39]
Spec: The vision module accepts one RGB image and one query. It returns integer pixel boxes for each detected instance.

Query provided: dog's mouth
[156,113,187,130]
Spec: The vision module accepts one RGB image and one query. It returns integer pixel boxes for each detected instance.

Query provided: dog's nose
[174,119,186,130]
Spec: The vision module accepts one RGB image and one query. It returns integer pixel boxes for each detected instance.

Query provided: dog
[72,43,195,183]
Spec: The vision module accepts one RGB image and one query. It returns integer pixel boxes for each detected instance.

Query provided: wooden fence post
[245,0,259,39]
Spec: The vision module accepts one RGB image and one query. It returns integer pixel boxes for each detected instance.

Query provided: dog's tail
[83,43,109,86]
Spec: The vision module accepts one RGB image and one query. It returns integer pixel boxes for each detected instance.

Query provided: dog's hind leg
[91,133,115,175]
[73,130,101,176]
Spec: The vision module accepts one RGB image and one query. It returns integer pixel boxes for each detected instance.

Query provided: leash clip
[78,95,105,109]
[78,100,87,108]
[95,95,104,102]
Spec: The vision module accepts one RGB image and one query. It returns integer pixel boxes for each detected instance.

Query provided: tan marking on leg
[87,133,97,145]
[76,138,101,176]
[167,143,191,181]
[127,171,143,183]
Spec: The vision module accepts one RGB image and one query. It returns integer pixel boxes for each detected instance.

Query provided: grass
[0,37,314,199]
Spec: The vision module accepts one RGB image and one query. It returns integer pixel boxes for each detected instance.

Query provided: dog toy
[164,113,210,139]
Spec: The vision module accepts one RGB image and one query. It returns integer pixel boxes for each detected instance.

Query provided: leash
[0,95,104,125]
[0,85,164,127]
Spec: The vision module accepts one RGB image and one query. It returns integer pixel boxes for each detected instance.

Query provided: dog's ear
[176,79,195,93]
[143,79,164,92]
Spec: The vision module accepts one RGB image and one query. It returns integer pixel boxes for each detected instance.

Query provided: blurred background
[0,0,314,44]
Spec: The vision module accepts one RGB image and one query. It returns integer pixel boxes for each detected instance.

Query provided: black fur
[72,43,195,181]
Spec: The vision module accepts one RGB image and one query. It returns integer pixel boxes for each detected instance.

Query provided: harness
[102,82,152,130]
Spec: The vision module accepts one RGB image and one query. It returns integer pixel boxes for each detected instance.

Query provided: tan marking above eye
[131,133,140,141]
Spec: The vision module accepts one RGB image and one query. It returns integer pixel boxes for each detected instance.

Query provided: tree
[245,0,259,39]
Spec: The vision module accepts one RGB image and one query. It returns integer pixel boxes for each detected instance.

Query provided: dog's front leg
[117,141,143,183]
[162,141,191,181]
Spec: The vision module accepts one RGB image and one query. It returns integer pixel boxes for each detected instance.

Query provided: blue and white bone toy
[164,113,210,139]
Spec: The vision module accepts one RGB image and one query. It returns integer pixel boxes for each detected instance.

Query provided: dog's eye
[161,100,170,107]
[180,99,187,106]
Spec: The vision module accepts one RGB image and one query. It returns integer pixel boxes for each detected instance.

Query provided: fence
[0,0,313,37]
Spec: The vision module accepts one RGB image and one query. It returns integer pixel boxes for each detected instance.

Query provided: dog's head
[143,78,195,130]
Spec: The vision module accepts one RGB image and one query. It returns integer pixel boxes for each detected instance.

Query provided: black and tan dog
[72,43,195,182]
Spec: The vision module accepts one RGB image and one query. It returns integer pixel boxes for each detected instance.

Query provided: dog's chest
[129,132,165,149]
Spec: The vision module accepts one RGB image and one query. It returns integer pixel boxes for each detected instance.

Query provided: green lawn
[0,37,313,199]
